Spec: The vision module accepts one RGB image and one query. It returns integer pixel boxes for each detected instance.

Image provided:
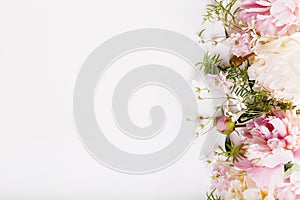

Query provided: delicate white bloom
[192,79,201,94]
[207,72,233,94]
[248,32,300,106]
[223,93,247,121]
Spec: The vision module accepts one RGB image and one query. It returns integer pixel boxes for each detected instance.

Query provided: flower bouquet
[197,0,300,199]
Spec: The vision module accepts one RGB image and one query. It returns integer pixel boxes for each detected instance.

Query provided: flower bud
[216,116,235,135]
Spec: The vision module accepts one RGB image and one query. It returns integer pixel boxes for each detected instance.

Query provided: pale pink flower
[242,110,300,168]
[210,161,235,193]
[208,72,233,94]
[228,33,252,57]
[224,178,249,199]
[238,0,300,36]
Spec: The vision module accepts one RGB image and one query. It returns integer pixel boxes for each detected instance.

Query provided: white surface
[0,0,217,199]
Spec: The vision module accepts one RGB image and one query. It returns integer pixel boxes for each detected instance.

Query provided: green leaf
[206,189,221,200]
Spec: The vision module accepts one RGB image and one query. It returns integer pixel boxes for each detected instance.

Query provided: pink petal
[234,158,253,170]
[294,147,300,164]
[247,164,284,187]
[269,118,287,138]
[262,149,293,168]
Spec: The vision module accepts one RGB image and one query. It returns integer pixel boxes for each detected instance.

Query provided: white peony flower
[248,32,300,106]
[223,176,275,200]
[243,188,275,200]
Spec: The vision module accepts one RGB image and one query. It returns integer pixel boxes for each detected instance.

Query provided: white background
[0,0,221,199]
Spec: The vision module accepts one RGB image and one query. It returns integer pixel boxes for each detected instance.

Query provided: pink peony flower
[228,33,252,57]
[242,110,300,168]
[238,0,300,36]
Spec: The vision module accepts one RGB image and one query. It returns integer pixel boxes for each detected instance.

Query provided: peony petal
[247,164,284,187]
[291,171,300,185]
[294,147,300,165]
[269,118,287,138]
[234,158,253,170]
[261,149,293,168]
[243,188,261,199]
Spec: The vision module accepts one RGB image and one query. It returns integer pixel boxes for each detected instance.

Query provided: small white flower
[192,79,201,94]
[223,93,247,121]
[192,79,208,99]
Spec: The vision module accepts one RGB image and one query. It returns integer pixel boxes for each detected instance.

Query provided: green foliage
[196,52,222,75]
[206,189,221,200]
[284,162,294,172]
[197,53,295,120]
[203,0,241,28]
[218,135,245,162]
[198,28,207,37]
[284,163,300,177]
